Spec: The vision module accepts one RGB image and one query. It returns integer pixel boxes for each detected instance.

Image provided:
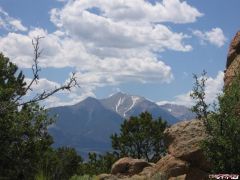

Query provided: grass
[70,175,97,180]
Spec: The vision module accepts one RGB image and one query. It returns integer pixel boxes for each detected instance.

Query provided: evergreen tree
[78,152,118,176]
[0,53,54,179]
[111,112,167,162]
[0,38,78,179]
[39,147,83,180]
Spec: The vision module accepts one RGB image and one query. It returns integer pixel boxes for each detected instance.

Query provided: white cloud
[25,78,61,91]
[24,78,61,103]
[23,78,61,107]
[40,89,94,108]
[157,100,173,106]
[204,71,224,103]
[0,0,203,70]
[50,0,196,53]
[0,1,203,105]
[24,77,92,107]
[193,28,227,47]
[0,26,174,88]
[9,19,27,32]
[51,0,202,25]
[0,7,27,32]
[158,71,224,107]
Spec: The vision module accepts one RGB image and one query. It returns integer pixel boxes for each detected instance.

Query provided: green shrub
[111,112,167,162]
[190,71,240,173]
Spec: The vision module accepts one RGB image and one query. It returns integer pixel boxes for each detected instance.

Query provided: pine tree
[0,53,54,179]
[0,38,78,179]
[111,112,167,162]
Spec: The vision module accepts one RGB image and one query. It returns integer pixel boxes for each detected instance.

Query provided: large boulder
[111,157,152,176]
[152,154,189,178]
[224,31,240,87]
[226,31,240,68]
[97,157,154,180]
[164,119,209,171]
[98,120,210,179]
[145,119,210,179]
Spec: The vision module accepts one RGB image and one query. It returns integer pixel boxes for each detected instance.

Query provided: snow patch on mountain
[123,96,141,117]
[115,97,122,113]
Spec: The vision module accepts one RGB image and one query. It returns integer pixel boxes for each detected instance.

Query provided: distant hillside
[49,97,123,158]
[159,103,195,120]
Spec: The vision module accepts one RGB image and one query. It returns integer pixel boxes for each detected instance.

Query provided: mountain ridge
[48,92,194,158]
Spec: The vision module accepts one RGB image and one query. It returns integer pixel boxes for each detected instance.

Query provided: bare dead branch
[1,36,80,110]
[13,36,44,103]
[19,72,79,106]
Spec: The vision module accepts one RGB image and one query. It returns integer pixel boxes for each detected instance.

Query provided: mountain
[101,92,178,124]
[159,103,196,120]
[49,97,123,158]
[48,92,183,158]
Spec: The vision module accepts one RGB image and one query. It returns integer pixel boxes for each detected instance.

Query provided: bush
[111,112,167,162]
[0,40,78,179]
[190,71,240,173]
[0,53,54,179]
[38,147,83,180]
[78,152,118,176]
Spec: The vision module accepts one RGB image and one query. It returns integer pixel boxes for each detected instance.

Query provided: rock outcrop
[98,31,240,180]
[224,31,240,87]
[111,157,152,176]
[98,119,209,180]
[164,119,210,172]
[151,119,209,179]
[152,154,189,178]
[98,157,154,180]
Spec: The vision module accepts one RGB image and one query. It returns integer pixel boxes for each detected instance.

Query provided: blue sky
[0,0,239,107]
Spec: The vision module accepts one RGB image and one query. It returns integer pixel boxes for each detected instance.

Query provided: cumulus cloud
[158,71,224,107]
[0,28,173,83]
[23,78,61,107]
[193,28,227,47]
[51,0,202,24]
[0,7,27,32]
[50,0,197,53]
[38,88,94,108]
[23,77,94,107]
[0,1,203,105]
[25,78,61,91]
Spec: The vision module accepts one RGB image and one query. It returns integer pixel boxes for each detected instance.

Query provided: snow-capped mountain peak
[101,92,145,117]
[100,92,179,124]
